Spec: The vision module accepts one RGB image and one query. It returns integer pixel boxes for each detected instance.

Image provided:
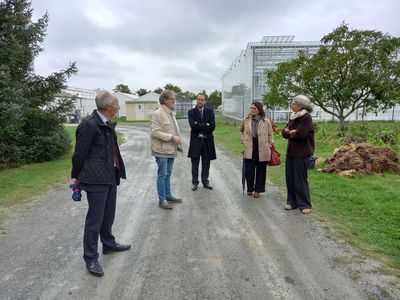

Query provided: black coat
[187,107,217,160]
[71,110,126,185]
[282,113,314,157]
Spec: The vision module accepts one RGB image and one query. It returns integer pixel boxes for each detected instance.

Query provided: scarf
[290,109,308,120]
[251,115,261,137]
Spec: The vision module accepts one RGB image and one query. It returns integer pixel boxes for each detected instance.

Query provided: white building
[63,88,139,118]
[222,36,320,119]
[125,91,159,121]
[113,91,139,117]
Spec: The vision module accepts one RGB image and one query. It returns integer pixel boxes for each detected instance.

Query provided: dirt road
[0,121,395,299]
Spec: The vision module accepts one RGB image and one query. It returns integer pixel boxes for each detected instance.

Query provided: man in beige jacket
[150,90,183,210]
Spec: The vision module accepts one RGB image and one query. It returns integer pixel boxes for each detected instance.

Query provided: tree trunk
[338,116,345,131]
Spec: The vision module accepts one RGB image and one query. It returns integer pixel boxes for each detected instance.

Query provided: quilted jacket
[71,110,126,185]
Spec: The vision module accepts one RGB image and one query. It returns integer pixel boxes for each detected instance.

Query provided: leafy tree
[113,83,131,94]
[208,90,222,107]
[164,83,182,94]
[136,88,149,96]
[154,87,163,94]
[263,23,400,131]
[0,0,77,168]
[180,90,197,100]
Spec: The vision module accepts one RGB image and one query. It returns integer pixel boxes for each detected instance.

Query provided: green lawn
[0,126,124,209]
[215,118,400,272]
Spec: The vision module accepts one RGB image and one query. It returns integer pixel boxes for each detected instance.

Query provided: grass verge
[214,117,400,273]
[0,126,125,209]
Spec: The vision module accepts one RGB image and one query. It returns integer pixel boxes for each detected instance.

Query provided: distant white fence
[222,98,400,122]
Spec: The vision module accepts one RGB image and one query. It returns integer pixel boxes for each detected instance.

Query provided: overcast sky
[31,0,400,94]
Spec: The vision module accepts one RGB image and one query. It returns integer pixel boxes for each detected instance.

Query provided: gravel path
[0,120,398,299]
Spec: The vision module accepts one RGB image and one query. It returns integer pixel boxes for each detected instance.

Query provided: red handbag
[267,144,281,166]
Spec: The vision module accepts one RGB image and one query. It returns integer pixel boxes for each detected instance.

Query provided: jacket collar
[244,114,266,121]
[92,110,117,128]
[161,104,176,115]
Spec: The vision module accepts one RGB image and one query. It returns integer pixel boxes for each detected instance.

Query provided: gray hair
[292,95,313,113]
[159,90,175,104]
[95,91,114,109]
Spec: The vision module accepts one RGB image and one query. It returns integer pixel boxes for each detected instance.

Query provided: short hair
[197,93,207,101]
[159,90,176,104]
[292,95,313,113]
[252,101,265,118]
[95,91,114,109]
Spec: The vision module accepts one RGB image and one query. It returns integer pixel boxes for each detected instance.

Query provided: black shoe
[191,184,198,191]
[86,260,104,277]
[103,243,131,254]
[203,183,213,190]
[166,196,182,203]
[159,200,173,210]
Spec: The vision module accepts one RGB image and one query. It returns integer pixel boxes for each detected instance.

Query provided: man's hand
[174,136,181,145]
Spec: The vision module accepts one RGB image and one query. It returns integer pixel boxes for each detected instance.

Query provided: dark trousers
[81,183,117,263]
[191,138,211,185]
[285,156,312,209]
[245,137,267,193]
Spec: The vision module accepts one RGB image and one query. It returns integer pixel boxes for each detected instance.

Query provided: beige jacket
[239,116,274,161]
[150,105,183,155]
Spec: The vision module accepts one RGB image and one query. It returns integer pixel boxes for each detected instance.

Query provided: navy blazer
[187,107,217,160]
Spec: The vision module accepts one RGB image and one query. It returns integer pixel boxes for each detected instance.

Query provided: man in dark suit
[188,93,217,191]
[71,91,130,277]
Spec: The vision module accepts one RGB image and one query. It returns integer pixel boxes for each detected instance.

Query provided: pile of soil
[321,143,400,177]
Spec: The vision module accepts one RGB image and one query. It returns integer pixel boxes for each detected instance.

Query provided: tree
[113,83,131,94]
[164,83,182,94]
[0,0,77,168]
[154,87,163,94]
[263,23,400,131]
[180,90,197,100]
[136,88,149,96]
[208,90,222,107]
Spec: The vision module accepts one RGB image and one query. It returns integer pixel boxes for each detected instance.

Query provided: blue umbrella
[69,180,81,201]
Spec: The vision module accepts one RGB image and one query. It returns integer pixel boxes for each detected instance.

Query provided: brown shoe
[247,192,253,196]
[301,208,311,214]
[159,200,173,210]
[253,192,260,198]
[284,204,294,210]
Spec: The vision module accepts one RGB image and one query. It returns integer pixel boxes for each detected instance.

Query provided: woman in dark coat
[282,95,314,214]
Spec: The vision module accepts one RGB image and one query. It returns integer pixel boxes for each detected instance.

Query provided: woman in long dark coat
[282,95,314,214]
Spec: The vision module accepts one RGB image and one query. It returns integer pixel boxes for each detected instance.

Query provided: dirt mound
[321,143,400,177]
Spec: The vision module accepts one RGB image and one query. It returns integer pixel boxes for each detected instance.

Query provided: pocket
[161,122,171,132]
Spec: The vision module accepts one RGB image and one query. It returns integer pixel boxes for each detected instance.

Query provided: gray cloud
[32,0,400,93]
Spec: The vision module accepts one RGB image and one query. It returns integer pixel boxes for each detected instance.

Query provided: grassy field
[214,118,400,273]
[0,126,124,209]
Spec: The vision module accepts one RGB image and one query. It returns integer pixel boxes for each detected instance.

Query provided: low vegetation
[0,126,124,209]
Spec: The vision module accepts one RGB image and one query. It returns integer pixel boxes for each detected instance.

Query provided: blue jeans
[155,157,174,203]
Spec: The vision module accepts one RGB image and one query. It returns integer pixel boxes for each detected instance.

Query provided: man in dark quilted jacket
[71,90,130,277]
